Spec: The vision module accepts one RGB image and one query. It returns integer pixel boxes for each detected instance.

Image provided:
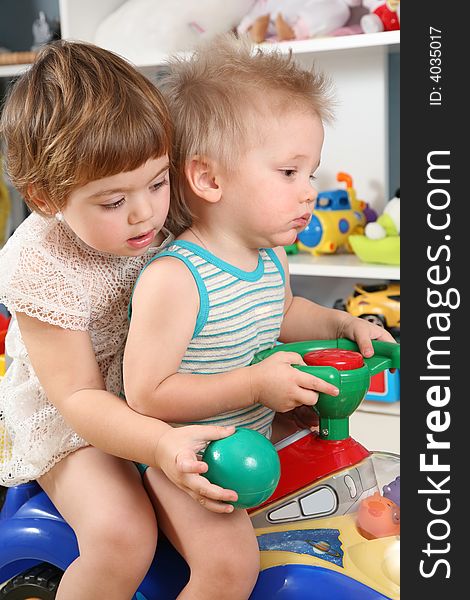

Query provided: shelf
[129,31,401,69]
[357,400,400,416]
[260,30,400,56]
[288,253,400,279]
[0,31,400,77]
[0,63,31,78]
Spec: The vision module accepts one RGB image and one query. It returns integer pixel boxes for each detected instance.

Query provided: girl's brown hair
[0,40,172,212]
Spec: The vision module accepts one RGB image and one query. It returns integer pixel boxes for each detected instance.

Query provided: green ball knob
[202,428,281,509]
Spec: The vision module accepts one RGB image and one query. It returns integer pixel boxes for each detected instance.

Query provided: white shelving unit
[288,253,399,279]
[0,64,31,78]
[1,1,400,452]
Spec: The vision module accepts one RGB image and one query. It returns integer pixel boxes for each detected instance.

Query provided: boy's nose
[303,185,317,205]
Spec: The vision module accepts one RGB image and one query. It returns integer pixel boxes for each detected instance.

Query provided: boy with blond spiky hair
[125,34,395,598]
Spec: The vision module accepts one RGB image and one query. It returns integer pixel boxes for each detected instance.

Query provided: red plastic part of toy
[303,349,364,371]
[249,432,370,512]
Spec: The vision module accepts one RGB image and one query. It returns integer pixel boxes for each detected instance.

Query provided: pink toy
[237,0,362,43]
[361,0,400,34]
[356,492,400,539]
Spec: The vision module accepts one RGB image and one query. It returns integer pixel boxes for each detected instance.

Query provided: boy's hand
[154,424,239,513]
[337,315,397,358]
[250,351,339,412]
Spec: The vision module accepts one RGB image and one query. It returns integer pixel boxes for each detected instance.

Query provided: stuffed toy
[360,0,400,34]
[237,0,362,43]
[365,188,400,239]
[348,189,400,265]
[94,0,254,63]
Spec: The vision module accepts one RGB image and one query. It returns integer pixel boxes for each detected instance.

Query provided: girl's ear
[27,184,54,216]
[185,156,222,204]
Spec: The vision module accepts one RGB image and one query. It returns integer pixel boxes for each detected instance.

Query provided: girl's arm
[274,247,396,354]
[124,258,338,421]
[16,312,239,512]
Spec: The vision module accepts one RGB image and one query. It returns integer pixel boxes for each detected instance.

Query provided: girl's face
[218,111,324,249]
[61,157,170,256]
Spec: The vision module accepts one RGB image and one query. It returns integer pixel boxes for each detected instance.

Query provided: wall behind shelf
[0,0,60,52]
[290,275,386,310]
[388,51,400,198]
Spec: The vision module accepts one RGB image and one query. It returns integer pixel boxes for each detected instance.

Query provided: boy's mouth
[127,229,156,249]
[293,213,311,229]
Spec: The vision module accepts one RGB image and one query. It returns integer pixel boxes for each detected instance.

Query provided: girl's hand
[337,314,397,358]
[154,424,239,513]
[250,351,339,412]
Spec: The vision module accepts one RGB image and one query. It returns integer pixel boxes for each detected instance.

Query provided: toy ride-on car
[0,339,400,599]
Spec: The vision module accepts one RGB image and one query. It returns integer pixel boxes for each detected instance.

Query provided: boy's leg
[38,446,158,600]
[144,467,260,600]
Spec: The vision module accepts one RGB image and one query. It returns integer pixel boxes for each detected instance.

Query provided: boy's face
[61,157,170,256]
[219,111,324,249]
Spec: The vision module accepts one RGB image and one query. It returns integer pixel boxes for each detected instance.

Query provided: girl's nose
[129,196,153,224]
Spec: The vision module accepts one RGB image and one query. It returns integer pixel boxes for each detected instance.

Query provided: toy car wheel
[360,314,385,328]
[333,299,346,311]
[1,564,62,599]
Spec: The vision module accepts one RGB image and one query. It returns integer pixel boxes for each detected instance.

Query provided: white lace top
[0,212,172,486]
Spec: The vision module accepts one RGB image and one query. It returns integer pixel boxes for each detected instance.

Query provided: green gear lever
[252,339,400,441]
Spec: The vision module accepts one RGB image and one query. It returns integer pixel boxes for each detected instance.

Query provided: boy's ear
[185,156,222,203]
[27,184,54,215]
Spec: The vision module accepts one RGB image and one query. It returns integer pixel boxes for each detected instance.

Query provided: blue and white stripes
[153,241,285,437]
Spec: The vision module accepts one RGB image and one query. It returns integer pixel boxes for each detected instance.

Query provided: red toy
[361,0,400,34]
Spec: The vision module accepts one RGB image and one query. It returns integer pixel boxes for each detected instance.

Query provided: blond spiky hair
[161,33,334,235]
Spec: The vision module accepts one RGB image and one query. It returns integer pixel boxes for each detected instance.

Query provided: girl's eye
[150,176,169,192]
[103,197,125,209]
[309,174,317,186]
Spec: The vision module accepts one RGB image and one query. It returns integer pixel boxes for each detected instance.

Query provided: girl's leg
[38,446,158,600]
[144,467,260,600]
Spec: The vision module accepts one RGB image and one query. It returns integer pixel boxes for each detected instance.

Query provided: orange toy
[356,492,400,539]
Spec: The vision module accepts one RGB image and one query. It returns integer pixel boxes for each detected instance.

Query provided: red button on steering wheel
[303,349,364,371]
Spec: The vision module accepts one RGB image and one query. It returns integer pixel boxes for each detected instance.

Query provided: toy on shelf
[349,188,400,265]
[337,172,377,225]
[297,172,369,256]
[0,313,10,356]
[237,0,362,43]
[334,282,400,333]
[0,158,11,247]
[366,369,400,403]
[94,1,254,62]
[361,0,400,34]
[1,339,400,599]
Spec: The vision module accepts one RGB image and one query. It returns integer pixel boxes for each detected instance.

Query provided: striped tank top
[145,240,285,437]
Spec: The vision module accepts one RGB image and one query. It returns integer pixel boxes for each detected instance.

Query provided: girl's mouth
[127,229,156,249]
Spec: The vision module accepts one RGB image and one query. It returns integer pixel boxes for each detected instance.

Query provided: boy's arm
[274,247,396,353]
[124,258,255,421]
[124,257,338,421]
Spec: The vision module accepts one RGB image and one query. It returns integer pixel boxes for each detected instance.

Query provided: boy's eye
[309,174,317,186]
[103,197,125,209]
[281,169,297,178]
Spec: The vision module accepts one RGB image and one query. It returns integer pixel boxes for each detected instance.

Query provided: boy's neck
[179,224,260,271]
